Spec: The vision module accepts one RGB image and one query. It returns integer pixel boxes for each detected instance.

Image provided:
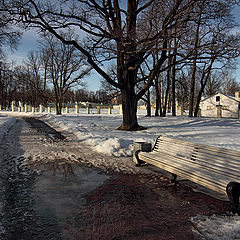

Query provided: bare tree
[0,2,21,55]
[3,0,201,130]
[40,32,91,114]
[185,0,240,116]
[0,61,17,107]
[205,71,224,96]
[23,51,50,105]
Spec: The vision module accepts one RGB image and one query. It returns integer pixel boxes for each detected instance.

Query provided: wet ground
[0,118,109,240]
[0,117,229,239]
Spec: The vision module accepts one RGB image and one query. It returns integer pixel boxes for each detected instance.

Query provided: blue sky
[6,5,240,91]
[6,30,102,91]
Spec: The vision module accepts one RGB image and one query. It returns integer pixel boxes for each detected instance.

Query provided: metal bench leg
[170,173,177,183]
[135,150,146,166]
[226,182,240,214]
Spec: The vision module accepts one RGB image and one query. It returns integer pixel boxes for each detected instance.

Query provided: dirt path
[0,117,229,239]
[0,118,109,239]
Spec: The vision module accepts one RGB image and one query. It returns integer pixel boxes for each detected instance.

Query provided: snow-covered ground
[43,112,240,156]
[1,111,240,239]
[0,114,16,140]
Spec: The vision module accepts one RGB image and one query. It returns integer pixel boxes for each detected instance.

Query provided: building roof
[200,92,240,103]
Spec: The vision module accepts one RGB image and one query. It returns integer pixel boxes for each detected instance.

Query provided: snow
[191,214,240,240]
[42,112,240,156]
[2,111,240,239]
[0,114,16,141]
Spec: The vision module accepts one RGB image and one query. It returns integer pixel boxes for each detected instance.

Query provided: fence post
[66,106,69,113]
[39,105,43,113]
[32,107,35,113]
[11,102,15,112]
[97,106,101,114]
[177,106,183,116]
[25,104,28,113]
[151,106,154,115]
[48,107,51,113]
[108,107,112,115]
[75,104,79,114]
[119,104,123,114]
[0,105,2,111]
[86,107,90,114]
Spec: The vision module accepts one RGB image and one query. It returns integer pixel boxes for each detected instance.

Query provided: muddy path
[0,117,229,239]
[0,118,109,240]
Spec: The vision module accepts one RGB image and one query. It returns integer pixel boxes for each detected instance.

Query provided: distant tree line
[0,60,113,109]
[1,0,240,129]
[0,30,113,112]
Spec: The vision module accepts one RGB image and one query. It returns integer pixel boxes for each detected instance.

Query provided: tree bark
[162,54,172,117]
[56,103,62,115]
[172,26,177,117]
[155,77,160,116]
[189,9,202,117]
[146,90,151,117]
[172,54,176,116]
[194,57,215,117]
[118,88,144,130]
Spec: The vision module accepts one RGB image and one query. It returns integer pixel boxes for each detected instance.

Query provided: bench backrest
[152,136,240,179]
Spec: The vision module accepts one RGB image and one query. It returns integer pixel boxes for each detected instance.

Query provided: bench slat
[139,151,240,179]
[193,153,240,169]
[157,137,240,157]
[154,142,240,164]
[137,136,240,196]
[153,146,240,172]
[154,137,240,166]
[139,152,236,194]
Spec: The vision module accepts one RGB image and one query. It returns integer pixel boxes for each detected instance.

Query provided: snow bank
[191,214,240,240]
[0,114,16,141]
[43,114,158,157]
[43,114,240,157]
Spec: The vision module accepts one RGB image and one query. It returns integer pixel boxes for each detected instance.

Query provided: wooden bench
[135,136,240,213]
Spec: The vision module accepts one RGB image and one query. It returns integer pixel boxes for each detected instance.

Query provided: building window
[216,96,220,102]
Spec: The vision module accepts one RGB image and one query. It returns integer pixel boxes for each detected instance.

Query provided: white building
[200,92,240,118]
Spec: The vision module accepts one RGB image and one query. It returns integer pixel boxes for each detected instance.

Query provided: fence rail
[0,103,184,116]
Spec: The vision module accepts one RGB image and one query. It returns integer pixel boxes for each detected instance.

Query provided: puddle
[34,164,110,223]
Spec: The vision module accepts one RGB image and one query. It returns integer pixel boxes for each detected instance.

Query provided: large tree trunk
[55,102,62,115]
[172,60,176,116]
[54,90,62,115]
[118,89,140,130]
[162,55,172,117]
[146,90,151,117]
[189,10,202,117]
[172,32,177,117]
[189,59,197,117]
[194,57,215,117]
[155,77,160,117]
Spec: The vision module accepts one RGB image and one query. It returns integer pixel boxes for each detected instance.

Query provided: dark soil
[24,117,65,141]
[64,174,228,240]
